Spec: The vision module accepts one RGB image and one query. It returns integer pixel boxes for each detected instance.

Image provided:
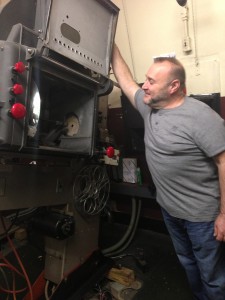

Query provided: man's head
[142,57,186,109]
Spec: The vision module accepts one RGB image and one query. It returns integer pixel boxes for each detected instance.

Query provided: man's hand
[214,213,225,242]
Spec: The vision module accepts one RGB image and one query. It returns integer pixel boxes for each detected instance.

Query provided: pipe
[182,7,189,37]
[102,197,137,255]
[105,199,142,257]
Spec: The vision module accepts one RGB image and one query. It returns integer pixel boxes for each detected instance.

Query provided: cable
[0,254,24,277]
[0,216,34,300]
[6,207,39,222]
[0,262,27,297]
[44,280,50,300]
[0,210,19,238]
[121,0,137,81]
[44,279,57,300]
[0,265,10,300]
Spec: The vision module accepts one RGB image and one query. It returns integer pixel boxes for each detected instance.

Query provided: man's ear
[169,79,180,94]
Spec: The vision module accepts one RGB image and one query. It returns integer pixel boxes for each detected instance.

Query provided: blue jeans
[161,208,225,300]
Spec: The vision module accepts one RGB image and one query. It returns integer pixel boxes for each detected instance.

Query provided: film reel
[65,114,80,136]
[73,164,110,216]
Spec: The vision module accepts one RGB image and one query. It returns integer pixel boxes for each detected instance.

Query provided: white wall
[109,0,225,107]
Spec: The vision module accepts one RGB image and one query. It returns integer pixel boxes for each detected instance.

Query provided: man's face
[142,61,173,109]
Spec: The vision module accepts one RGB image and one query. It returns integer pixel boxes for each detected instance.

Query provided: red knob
[13,62,26,73]
[10,103,26,119]
[12,84,24,95]
[106,146,115,158]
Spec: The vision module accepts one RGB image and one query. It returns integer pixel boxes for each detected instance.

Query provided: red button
[10,103,26,119]
[12,84,24,95]
[106,146,115,158]
[13,62,26,73]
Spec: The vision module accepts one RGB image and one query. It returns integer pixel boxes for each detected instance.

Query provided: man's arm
[214,150,225,242]
[111,44,140,107]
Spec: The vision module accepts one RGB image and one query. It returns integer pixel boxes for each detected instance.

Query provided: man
[111,44,225,300]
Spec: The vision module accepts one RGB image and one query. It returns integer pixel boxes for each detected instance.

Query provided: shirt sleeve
[134,88,151,118]
[193,105,225,157]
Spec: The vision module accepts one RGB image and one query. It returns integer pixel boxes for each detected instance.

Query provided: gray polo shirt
[135,89,225,221]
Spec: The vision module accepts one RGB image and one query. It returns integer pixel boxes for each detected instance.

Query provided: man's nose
[142,80,148,89]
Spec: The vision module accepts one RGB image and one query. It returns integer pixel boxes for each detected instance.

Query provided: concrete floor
[99,221,194,300]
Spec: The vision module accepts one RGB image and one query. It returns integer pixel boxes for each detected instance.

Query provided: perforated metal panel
[45,0,119,76]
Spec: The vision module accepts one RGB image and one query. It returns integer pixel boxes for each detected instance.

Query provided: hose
[105,199,142,257]
[102,197,141,256]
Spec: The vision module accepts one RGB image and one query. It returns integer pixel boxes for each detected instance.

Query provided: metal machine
[0,0,119,298]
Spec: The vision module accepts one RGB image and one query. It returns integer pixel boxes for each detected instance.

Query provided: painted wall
[109,0,225,107]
